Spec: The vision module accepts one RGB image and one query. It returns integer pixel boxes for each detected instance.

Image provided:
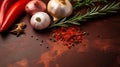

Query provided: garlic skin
[47,0,73,21]
[30,12,51,30]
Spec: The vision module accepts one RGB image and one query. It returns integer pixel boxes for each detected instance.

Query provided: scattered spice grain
[31,35,34,38]
[40,43,42,46]
[50,25,84,49]
[36,38,39,40]
[46,46,49,48]
[41,40,44,43]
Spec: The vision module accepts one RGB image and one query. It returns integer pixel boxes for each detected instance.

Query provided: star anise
[10,22,27,37]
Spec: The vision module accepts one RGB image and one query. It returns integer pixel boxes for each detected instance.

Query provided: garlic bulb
[30,12,51,30]
[47,0,73,21]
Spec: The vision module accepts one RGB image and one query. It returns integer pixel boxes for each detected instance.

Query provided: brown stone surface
[0,0,120,67]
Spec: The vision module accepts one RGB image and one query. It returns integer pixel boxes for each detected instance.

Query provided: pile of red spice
[50,25,84,49]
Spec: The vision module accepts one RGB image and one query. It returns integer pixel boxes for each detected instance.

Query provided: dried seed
[41,40,44,43]
[40,43,42,46]
[36,38,39,40]
[31,35,33,38]
[46,46,49,49]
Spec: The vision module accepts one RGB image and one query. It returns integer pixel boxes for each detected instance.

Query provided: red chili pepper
[0,0,2,7]
[0,0,30,32]
[0,0,18,27]
[0,2,2,8]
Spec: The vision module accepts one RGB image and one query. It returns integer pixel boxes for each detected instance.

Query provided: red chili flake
[50,25,84,49]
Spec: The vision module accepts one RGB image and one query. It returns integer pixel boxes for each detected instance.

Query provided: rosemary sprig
[49,2,120,28]
[72,0,107,9]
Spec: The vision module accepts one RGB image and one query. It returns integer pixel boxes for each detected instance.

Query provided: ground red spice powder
[50,25,84,49]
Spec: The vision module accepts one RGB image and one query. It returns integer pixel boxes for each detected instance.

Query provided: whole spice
[25,0,46,15]
[0,0,30,32]
[50,25,84,49]
[47,0,73,21]
[30,12,51,30]
[10,22,26,36]
[0,0,18,27]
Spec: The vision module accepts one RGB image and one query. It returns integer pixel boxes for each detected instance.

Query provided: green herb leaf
[49,2,120,28]
[73,0,107,9]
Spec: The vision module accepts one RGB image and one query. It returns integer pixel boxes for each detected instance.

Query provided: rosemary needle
[49,2,120,28]
[72,0,107,9]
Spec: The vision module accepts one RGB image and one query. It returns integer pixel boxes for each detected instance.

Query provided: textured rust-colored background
[0,0,120,67]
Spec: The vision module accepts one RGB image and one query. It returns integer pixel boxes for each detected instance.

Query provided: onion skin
[30,12,51,30]
[25,0,46,15]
